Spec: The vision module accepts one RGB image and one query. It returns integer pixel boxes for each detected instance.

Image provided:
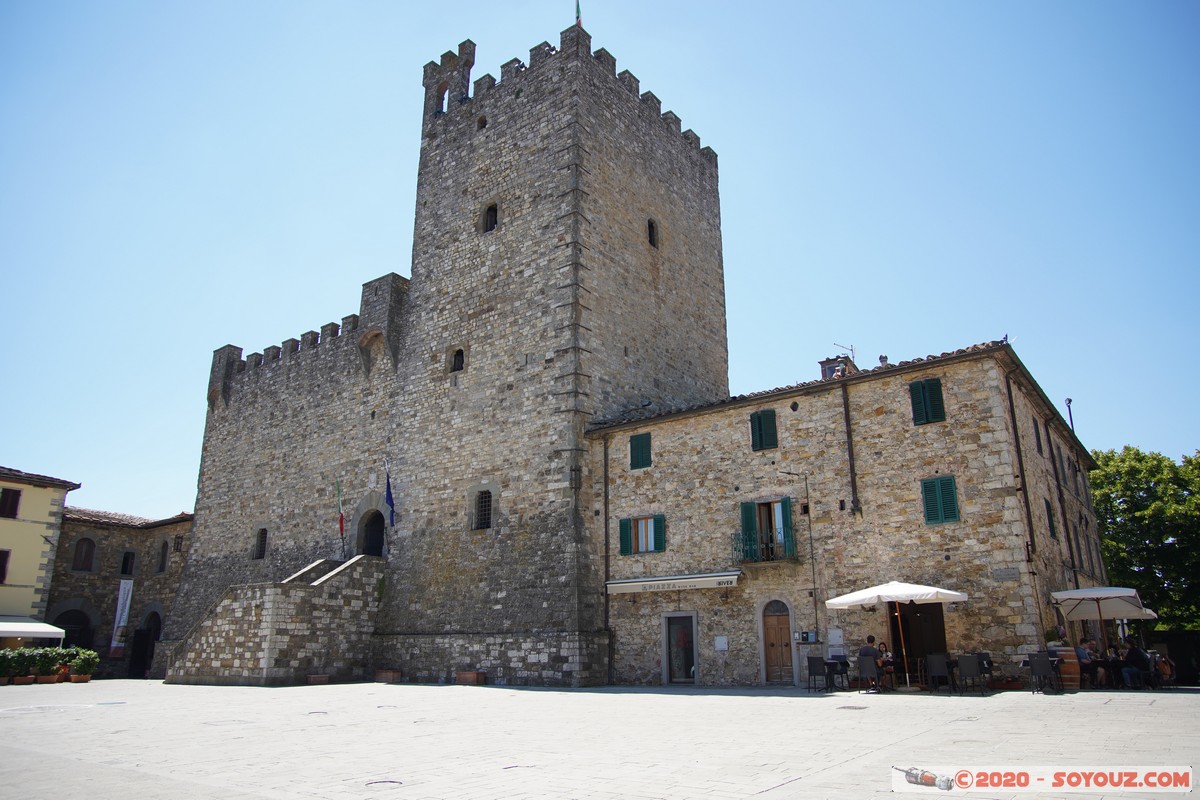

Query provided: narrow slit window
[647,219,658,248]
[252,528,268,560]
[120,551,135,576]
[157,540,169,573]
[483,203,498,232]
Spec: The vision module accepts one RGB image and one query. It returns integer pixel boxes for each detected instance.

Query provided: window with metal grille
[737,498,795,562]
[252,528,268,560]
[474,490,493,530]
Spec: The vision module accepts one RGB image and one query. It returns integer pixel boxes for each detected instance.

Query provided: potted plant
[32,647,63,683]
[11,649,36,684]
[70,650,100,683]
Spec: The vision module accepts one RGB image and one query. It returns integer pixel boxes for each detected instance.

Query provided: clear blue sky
[2,1,1197,518]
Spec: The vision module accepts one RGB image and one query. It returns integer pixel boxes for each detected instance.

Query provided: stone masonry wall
[50,514,192,677]
[168,26,731,686]
[166,555,384,686]
[590,345,1094,686]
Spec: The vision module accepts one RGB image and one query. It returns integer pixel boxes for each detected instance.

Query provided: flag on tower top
[576,0,582,28]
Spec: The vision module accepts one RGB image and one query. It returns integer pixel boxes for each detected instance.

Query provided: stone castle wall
[167,26,730,686]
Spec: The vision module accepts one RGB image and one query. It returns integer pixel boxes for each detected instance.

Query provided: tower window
[477,116,488,130]
[120,551,136,576]
[252,528,268,560]
[158,540,169,573]
[483,203,498,233]
[647,219,659,248]
[473,490,493,530]
[450,348,465,373]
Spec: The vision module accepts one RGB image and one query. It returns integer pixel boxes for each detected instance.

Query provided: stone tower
[162,25,728,686]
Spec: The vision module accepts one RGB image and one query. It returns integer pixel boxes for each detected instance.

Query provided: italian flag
[576,0,582,27]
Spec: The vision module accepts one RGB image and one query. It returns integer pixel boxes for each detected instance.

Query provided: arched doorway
[128,612,162,678]
[762,600,793,683]
[54,609,93,649]
[362,510,386,557]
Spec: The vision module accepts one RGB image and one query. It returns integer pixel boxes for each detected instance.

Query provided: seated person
[858,635,880,660]
[857,636,880,690]
[1075,638,1104,688]
[1121,637,1151,688]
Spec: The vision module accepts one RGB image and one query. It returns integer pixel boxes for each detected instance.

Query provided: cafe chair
[806,655,830,693]
[926,654,952,694]
[829,655,850,691]
[857,655,882,693]
[1029,652,1060,694]
[957,653,986,695]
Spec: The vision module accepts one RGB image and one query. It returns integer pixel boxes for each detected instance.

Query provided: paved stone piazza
[1,681,1195,799]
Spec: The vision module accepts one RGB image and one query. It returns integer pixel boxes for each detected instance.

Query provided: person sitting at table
[857,636,881,690]
[1121,636,1151,688]
[877,642,896,688]
[858,635,880,661]
[1075,638,1104,689]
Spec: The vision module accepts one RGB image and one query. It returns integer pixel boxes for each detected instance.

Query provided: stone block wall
[590,344,1098,686]
[49,511,192,677]
[166,555,385,686]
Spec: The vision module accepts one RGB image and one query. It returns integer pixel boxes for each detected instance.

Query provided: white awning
[0,617,66,641]
[606,571,741,595]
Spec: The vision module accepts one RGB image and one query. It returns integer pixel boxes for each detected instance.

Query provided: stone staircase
[162,555,386,686]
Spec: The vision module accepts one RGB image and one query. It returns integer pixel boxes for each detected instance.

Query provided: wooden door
[763,601,793,683]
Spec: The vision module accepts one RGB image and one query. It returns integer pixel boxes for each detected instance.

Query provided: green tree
[1090,446,1199,629]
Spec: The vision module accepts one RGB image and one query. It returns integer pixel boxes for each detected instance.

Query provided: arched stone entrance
[128,611,162,678]
[762,600,793,683]
[362,510,386,557]
[54,609,94,649]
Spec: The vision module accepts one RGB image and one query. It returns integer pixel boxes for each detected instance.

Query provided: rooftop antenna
[832,342,856,362]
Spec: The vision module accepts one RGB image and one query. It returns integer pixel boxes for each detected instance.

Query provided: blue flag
[384,466,395,528]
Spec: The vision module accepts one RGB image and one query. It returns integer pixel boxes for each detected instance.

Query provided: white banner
[109,578,134,657]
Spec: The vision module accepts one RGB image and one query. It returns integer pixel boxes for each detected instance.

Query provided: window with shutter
[739,498,794,561]
[630,432,652,469]
[750,409,778,451]
[618,515,665,554]
[921,476,959,524]
[909,379,946,425]
[1044,499,1057,539]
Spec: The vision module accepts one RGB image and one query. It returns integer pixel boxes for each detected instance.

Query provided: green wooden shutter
[630,433,651,469]
[926,379,945,422]
[1044,499,1057,539]
[921,478,941,523]
[938,476,959,522]
[760,409,777,449]
[910,381,929,425]
[653,514,666,552]
[740,502,759,561]
[619,518,632,555]
[749,413,762,451]
[779,497,795,557]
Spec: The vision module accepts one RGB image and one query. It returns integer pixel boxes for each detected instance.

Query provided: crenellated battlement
[420,27,715,165]
[206,275,407,410]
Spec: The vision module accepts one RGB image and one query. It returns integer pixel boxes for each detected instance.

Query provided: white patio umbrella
[825,581,969,688]
[1050,587,1158,651]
